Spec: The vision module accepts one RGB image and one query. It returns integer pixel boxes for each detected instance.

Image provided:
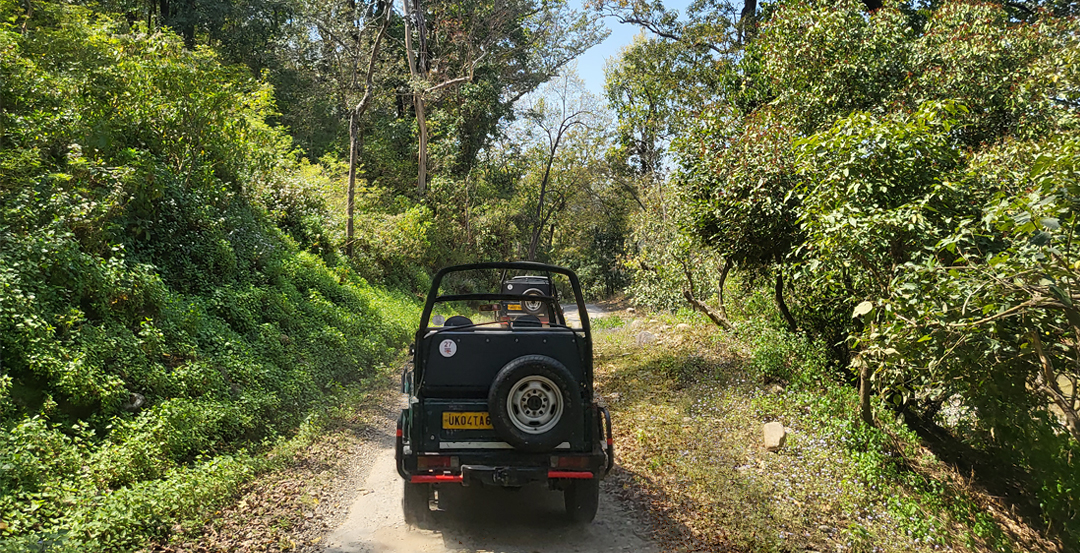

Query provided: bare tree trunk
[683,257,733,330]
[774,265,797,332]
[684,290,733,331]
[1031,332,1080,442]
[528,143,558,260]
[681,257,696,300]
[402,0,428,195]
[464,174,472,248]
[737,0,756,43]
[346,110,358,258]
[717,258,731,320]
[416,99,428,194]
[342,3,389,257]
[856,355,875,427]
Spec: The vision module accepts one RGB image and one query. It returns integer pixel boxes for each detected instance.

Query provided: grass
[596,307,1060,553]
[0,363,404,553]
[141,366,401,552]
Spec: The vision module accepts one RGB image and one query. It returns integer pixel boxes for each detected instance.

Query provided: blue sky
[569,0,696,99]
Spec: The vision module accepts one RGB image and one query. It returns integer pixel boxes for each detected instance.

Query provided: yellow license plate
[506,303,522,311]
[442,412,493,429]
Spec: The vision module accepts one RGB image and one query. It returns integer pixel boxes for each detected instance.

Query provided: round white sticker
[432,314,446,326]
[439,339,458,357]
[507,284,514,290]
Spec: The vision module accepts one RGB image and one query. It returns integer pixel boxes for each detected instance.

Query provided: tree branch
[684,290,734,331]
[1030,332,1080,441]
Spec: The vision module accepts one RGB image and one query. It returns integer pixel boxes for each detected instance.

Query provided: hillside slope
[0,4,418,550]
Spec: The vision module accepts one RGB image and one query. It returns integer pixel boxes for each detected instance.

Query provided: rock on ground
[763,421,787,452]
[636,331,657,347]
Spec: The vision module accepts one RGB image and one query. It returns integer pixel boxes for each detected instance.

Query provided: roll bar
[418,262,591,333]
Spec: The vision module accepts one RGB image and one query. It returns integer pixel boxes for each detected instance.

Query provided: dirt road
[560,303,609,328]
[316,406,653,553]
[319,446,653,552]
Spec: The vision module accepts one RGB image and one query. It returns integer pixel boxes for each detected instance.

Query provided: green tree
[664,0,1080,537]
[515,71,606,260]
[403,0,607,194]
[292,0,391,257]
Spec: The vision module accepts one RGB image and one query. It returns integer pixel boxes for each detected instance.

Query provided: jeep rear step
[411,466,597,487]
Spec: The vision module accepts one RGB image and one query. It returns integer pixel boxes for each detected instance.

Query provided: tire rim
[507,375,564,434]
[523,288,544,313]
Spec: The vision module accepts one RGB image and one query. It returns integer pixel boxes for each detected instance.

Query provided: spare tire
[522,288,545,314]
[488,355,580,452]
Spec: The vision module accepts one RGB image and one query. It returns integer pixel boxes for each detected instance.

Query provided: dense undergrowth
[0,4,419,551]
[596,288,1063,553]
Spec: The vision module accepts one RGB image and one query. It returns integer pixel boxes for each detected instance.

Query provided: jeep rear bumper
[404,462,601,487]
[396,406,615,488]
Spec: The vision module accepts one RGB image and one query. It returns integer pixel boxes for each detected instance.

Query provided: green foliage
[598,294,1023,552]
[627,0,1080,542]
[676,105,801,271]
[857,134,1080,537]
[604,32,725,175]
[747,325,829,385]
[590,314,626,331]
[625,198,719,311]
[0,4,418,550]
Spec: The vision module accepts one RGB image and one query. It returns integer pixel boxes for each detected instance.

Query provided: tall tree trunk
[717,258,731,320]
[774,264,796,332]
[416,99,428,194]
[464,174,472,249]
[343,2,389,257]
[857,355,875,427]
[737,0,757,43]
[528,143,557,260]
[346,110,359,258]
[402,0,429,195]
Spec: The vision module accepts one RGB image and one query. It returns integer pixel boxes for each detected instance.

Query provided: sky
[569,0,696,100]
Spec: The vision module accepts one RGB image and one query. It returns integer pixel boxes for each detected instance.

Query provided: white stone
[763,421,787,452]
[627,307,636,314]
[636,331,657,346]
[676,323,691,331]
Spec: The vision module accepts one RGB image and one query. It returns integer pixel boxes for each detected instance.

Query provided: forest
[1,0,1078,551]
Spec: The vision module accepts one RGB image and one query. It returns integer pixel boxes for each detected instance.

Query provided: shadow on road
[417,482,652,553]
[322,446,654,553]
